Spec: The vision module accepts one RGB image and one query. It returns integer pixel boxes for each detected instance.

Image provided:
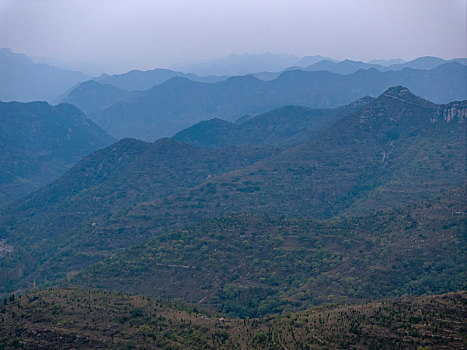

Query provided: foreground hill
[0,101,115,207]
[0,139,279,294]
[0,288,465,349]
[173,97,373,147]
[0,48,88,102]
[72,187,466,317]
[62,63,467,140]
[0,87,465,296]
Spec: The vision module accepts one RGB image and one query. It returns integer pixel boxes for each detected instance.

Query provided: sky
[0,0,466,74]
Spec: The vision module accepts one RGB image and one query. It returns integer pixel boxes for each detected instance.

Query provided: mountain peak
[380,86,432,106]
[383,85,412,96]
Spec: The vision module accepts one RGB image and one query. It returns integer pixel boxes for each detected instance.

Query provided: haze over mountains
[0,46,466,348]
[170,53,465,77]
[62,62,467,140]
[94,69,228,91]
[171,53,319,76]
[82,55,467,92]
[0,101,114,208]
[0,48,88,103]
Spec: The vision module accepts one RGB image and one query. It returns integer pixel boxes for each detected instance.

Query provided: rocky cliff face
[440,101,467,122]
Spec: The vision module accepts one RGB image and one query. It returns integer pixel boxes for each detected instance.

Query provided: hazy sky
[0,0,466,74]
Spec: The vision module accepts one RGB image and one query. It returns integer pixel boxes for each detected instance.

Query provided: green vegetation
[0,288,236,349]
[163,87,466,220]
[0,139,278,294]
[248,291,467,349]
[0,87,465,298]
[72,188,466,317]
[0,288,465,349]
[173,98,372,148]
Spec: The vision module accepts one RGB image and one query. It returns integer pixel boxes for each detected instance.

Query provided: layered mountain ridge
[0,101,115,207]
[173,96,374,148]
[61,63,467,140]
[0,87,465,299]
[0,48,88,102]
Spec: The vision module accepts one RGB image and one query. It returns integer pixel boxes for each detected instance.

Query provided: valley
[0,33,466,348]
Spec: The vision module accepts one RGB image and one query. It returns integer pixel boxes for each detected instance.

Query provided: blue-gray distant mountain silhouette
[369,58,406,66]
[62,63,467,140]
[172,53,303,76]
[0,48,88,102]
[94,69,228,91]
[304,56,466,75]
[0,101,114,207]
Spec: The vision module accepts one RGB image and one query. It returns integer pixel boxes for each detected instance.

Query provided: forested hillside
[0,101,115,207]
[0,87,465,298]
[72,187,466,317]
[173,97,373,147]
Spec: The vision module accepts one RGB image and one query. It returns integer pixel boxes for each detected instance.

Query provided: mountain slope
[63,63,467,140]
[62,80,127,116]
[173,97,373,148]
[0,48,88,102]
[72,188,466,317]
[0,88,465,296]
[143,87,466,221]
[1,288,465,349]
[0,101,115,207]
[0,139,279,293]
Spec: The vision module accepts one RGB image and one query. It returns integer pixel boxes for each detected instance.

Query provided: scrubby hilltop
[0,288,465,349]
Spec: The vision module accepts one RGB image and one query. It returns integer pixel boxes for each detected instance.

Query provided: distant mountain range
[172,53,307,76]
[1,87,465,297]
[301,56,467,75]
[170,53,460,77]
[368,58,406,65]
[0,101,115,208]
[94,69,228,91]
[254,56,467,80]
[0,48,89,102]
[62,62,467,140]
[2,48,465,106]
[87,55,335,92]
[87,55,466,91]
